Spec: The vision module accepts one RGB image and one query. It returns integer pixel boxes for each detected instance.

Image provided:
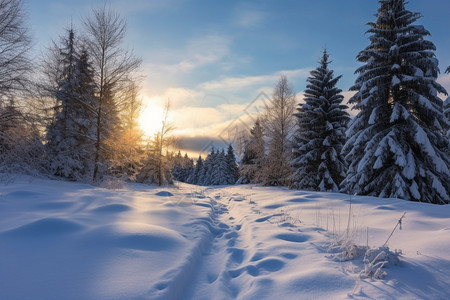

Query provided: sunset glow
[138,105,165,138]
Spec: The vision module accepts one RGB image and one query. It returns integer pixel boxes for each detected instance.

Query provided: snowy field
[0,176,449,299]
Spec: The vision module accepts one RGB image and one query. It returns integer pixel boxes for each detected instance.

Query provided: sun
[138,105,165,138]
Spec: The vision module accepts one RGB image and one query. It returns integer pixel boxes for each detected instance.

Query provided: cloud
[198,68,310,92]
[437,73,450,100]
[143,88,206,108]
[140,68,316,157]
[146,35,232,75]
[233,4,267,29]
[109,0,178,16]
[175,136,224,155]
[342,91,358,117]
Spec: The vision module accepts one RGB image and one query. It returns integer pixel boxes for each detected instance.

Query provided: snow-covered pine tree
[342,0,450,204]
[171,151,184,181]
[241,120,264,165]
[444,97,450,139]
[46,29,96,181]
[291,50,350,191]
[200,148,218,185]
[226,144,239,184]
[69,47,97,177]
[239,119,265,183]
[444,67,450,139]
[188,155,203,185]
[180,154,194,182]
[210,149,229,185]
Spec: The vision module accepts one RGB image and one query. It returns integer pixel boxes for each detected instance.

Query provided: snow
[391,75,401,87]
[1,176,450,299]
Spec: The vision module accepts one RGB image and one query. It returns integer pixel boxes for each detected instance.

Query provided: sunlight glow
[138,105,165,138]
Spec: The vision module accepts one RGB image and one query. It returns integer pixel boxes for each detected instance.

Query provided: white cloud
[198,68,310,92]
[437,73,450,100]
[146,35,232,75]
[233,5,266,29]
[140,68,314,153]
[342,91,358,117]
[109,0,178,16]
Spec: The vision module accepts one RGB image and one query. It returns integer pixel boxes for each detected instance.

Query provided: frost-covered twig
[383,212,406,247]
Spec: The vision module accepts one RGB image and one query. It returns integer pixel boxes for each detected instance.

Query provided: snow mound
[3,217,84,237]
[155,191,174,197]
[112,223,185,251]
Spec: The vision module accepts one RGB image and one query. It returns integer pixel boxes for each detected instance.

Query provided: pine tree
[342,0,450,204]
[199,148,216,185]
[240,119,265,183]
[291,50,350,191]
[242,120,264,165]
[210,149,229,185]
[188,155,203,185]
[181,154,194,182]
[226,144,239,184]
[45,29,96,181]
[444,97,450,139]
[444,67,450,139]
[172,151,184,181]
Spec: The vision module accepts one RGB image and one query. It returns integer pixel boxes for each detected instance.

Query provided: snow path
[181,189,246,299]
[181,187,354,300]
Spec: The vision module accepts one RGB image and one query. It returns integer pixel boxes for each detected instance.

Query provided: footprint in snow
[228,258,285,278]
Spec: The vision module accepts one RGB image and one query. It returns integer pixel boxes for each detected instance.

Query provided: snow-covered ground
[0,177,449,299]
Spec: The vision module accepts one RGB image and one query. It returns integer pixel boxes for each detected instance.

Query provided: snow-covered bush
[361,247,402,279]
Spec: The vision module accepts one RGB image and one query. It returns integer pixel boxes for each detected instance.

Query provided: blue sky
[27,0,450,154]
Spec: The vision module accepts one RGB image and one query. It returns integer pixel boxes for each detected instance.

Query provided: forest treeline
[0,0,449,203]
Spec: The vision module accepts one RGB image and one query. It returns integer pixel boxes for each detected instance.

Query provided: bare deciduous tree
[137,100,175,186]
[261,75,297,186]
[152,100,175,186]
[0,0,43,178]
[107,81,144,180]
[0,0,31,101]
[83,5,142,180]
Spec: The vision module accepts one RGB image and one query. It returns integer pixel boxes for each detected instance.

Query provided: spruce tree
[242,119,264,165]
[240,119,265,183]
[210,149,229,185]
[46,29,96,181]
[226,144,239,184]
[181,154,194,182]
[342,0,450,204]
[188,155,203,185]
[199,148,216,185]
[444,97,450,139]
[445,67,450,139]
[172,151,183,181]
[291,50,350,191]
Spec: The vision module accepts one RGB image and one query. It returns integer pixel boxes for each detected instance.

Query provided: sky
[27,0,450,156]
